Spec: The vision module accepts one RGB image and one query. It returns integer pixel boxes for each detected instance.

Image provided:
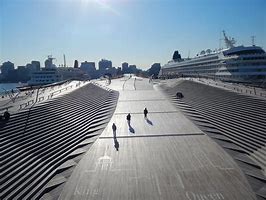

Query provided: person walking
[112,123,117,138]
[144,108,148,118]
[126,113,131,125]
[3,109,10,121]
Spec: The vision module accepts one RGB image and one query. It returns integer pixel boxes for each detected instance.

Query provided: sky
[0,0,265,69]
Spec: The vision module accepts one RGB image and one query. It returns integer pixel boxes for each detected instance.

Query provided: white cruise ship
[161,31,266,86]
[28,56,63,86]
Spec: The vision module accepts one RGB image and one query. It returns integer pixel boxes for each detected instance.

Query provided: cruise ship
[28,56,62,86]
[160,31,266,86]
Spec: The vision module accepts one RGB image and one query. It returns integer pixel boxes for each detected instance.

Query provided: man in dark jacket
[144,108,148,118]
[112,123,117,138]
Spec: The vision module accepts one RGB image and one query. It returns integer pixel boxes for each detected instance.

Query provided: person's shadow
[114,138,119,151]
[129,125,135,133]
[113,130,116,139]
[127,120,135,133]
[146,118,153,126]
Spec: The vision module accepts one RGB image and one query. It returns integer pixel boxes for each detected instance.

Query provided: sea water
[0,83,26,95]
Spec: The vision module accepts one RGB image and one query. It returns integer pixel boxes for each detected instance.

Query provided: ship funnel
[173,51,181,61]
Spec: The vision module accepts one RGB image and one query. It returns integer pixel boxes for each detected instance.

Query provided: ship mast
[63,54,66,67]
[223,30,236,48]
[251,36,255,46]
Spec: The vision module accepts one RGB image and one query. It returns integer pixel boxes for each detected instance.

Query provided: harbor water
[0,83,26,95]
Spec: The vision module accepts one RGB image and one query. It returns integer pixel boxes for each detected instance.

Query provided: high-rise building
[27,61,40,74]
[1,61,14,76]
[98,59,112,71]
[58,67,85,80]
[80,61,96,71]
[122,62,128,74]
[31,61,41,71]
[26,63,32,70]
[129,65,137,74]
[17,66,30,81]
[80,61,97,79]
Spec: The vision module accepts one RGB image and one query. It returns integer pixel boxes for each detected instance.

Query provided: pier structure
[1,76,265,200]
[0,82,118,199]
[59,76,261,200]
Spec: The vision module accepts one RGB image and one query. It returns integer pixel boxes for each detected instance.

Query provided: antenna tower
[219,31,222,50]
[63,54,66,67]
[251,36,255,46]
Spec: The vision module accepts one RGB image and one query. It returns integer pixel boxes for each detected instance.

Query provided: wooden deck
[59,77,257,200]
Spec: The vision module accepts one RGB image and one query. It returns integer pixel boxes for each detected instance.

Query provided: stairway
[161,80,266,200]
[0,83,118,200]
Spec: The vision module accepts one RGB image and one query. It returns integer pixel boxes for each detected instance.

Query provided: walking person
[112,123,117,139]
[3,109,10,121]
[126,113,131,125]
[144,108,148,118]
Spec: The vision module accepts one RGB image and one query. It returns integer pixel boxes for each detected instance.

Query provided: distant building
[98,59,112,71]
[26,63,37,74]
[80,61,96,72]
[31,61,41,71]
[1,61,14,76]
[74,60,79,68]
[117,67,122,75]
[80,61,97,79]
[58,67,86,80]
[17,66,30,82]
[129,65,137,74]
[122,62,129,74]
[17,66,26,70]
[105,67,117,77]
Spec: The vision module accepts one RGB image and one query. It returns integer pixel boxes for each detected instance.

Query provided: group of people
[111,108,149,150]
[126,108,148,124]
[112,107,149,135]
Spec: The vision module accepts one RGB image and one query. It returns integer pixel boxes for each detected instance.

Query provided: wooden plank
[59,78,257,200]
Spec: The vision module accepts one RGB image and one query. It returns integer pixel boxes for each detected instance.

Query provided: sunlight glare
[80,0,121,16]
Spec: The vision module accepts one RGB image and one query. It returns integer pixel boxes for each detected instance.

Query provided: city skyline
[1,0,266,69]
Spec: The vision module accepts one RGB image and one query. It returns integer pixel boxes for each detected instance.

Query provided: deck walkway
[59,77,257,200]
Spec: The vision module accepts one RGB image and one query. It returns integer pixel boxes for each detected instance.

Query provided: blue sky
[0,0,265,69]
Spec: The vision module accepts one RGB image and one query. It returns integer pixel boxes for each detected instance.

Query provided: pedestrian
[3,109,10,121]
[144,108,148,118]
[126,113,131,125]
[112,123,117,138]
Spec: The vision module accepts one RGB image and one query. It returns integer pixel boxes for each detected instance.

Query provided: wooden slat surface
[59,77,256,200]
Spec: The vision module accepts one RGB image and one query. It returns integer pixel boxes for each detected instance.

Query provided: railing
[0,81,88,113]
[190,78,266,98]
